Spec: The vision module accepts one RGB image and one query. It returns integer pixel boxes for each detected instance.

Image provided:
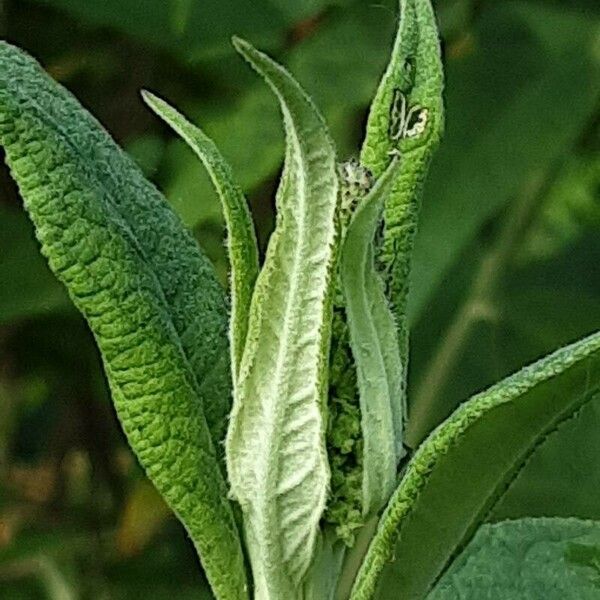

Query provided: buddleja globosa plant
[2,0,600,598]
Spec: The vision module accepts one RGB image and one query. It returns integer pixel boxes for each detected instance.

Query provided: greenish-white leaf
[141,91,259,379]
[341,158,403,517]
[429,518,600,600]
[359,0,444,376]
[0,42,247,600]
[351,330,600,600]
[225,37,338,597]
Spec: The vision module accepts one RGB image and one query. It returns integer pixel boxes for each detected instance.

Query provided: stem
[407,168,554,445]
[334,516,379,600]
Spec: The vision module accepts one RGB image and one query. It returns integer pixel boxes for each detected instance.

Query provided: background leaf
[353,332,600,600]
[408,1,600,322]
[428,518,600,600]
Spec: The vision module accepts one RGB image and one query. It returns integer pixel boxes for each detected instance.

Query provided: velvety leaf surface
[359,0,444,376]
[142,91,259,380]
[341,159,403,516]
[0,42,247,600]
[225,39,338,597]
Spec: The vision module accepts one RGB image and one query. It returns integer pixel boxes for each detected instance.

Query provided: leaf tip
[140,89,161,111]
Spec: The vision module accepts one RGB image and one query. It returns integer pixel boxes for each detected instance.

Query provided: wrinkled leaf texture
[0,41,247,600]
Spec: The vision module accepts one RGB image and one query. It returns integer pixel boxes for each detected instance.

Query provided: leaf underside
[225,38,338,598]
[341,158,403,517]
[351,330,600,600]
[0,42,247,600]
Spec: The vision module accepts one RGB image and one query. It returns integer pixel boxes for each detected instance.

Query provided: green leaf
[225,37,338,597]
[141,91,259,380]
[0,42,247,600]
[429,518,600,599]
[359,0,444,372]
[340,158,403,516]
[350,330,600,600]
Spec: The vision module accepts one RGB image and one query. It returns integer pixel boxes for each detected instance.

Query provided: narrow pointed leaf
[341,158,404,516]
[0,42,247,600]
[226,37,338,597]
[360,0,444,372]
[350,330,600,600]
[142,90,259,379]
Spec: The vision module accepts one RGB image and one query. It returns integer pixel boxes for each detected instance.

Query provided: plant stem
[407,168,553,445]
[334,516,379,600]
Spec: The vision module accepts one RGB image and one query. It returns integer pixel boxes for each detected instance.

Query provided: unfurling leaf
[225,38,338,598]
[341,158,403,517]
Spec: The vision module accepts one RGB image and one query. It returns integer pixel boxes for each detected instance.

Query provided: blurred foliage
[429,518,600,599]
[0,0,598,597]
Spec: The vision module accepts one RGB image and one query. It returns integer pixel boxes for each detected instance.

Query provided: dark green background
[0,0,598,597]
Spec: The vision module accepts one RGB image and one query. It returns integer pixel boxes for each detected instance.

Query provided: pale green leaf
[0,42,247,600]
[429,518,600,599]
[225,37,338,597]
[341,158,403,516]
[351,331,600,600]
[141,91,259,379]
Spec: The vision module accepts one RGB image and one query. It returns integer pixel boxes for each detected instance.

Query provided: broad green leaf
[350,330,600,600]
[141,91,259,379]
[225,38,338,597]
[341,158,403,516]
[429,518,600,599]
[409,237,600,521]
[0,42,247,599]
[359,0,444,374]
[409,1,600,322]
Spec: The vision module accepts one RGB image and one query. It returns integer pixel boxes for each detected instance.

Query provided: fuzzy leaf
[429,518,600,600]
[225,37,338,597]
[0,42,247,600]
[341,158,403,517]
[142,91,259,379]
[360,0,444,373]
[351,330,600,600]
